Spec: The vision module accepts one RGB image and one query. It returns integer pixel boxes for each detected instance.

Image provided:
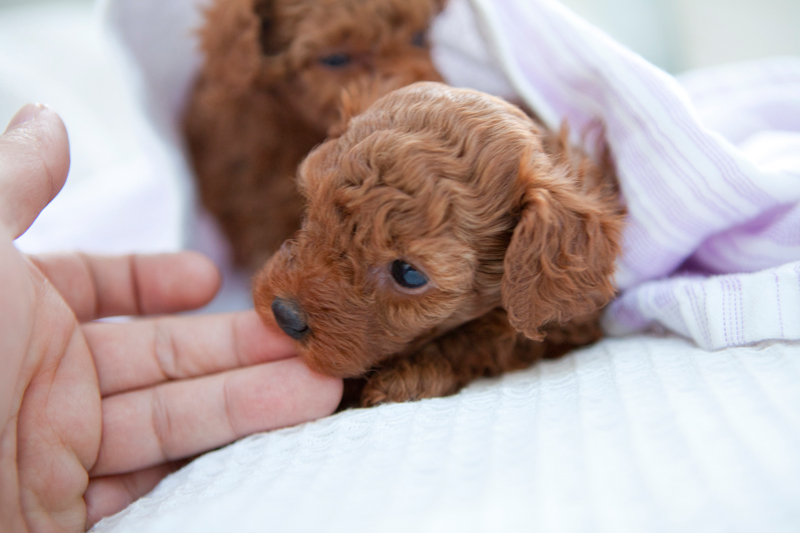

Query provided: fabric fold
[466,0,800,349]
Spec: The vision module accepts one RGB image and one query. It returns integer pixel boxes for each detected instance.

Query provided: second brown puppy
[184,0,444,268]
[254,82,625,407]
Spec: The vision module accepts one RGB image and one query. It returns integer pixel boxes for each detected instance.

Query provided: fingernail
[4,103,48,133]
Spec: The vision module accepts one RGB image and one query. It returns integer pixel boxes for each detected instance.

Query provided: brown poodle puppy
[253,82,625,406]
[184,0,445,268]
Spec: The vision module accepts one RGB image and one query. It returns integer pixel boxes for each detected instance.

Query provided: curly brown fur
[184,0,444,267]
[253,82,625,406]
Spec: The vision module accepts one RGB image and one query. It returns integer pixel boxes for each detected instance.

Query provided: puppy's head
[200,0,444,132]
[254,82,623,377]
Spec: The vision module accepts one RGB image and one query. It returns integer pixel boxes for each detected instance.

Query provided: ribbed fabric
[93,335,800,533]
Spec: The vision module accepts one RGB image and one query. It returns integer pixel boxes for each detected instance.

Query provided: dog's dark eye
[391,260,428,289]
[320,53,352,68]
[411,30,427,48]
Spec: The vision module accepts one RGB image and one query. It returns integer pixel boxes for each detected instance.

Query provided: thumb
[0,104,70,239]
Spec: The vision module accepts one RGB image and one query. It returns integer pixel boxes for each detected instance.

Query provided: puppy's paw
[360,355,459,407]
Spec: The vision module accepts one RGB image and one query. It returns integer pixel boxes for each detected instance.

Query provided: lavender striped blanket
[457,0,800,350]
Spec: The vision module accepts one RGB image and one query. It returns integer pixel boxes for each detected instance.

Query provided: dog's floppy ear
[199,0,286,92]
[501,143,623,341]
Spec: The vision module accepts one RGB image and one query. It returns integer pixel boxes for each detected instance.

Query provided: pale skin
[0,104,344,533]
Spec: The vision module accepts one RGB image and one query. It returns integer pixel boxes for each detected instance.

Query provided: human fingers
[29,251,221,322]
[84,310,296,396]
[0,104,70,238]
[91,357,342,476]
[84,461,186,529]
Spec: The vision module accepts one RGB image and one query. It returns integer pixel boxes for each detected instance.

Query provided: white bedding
[1,0,797,531]
[92,335,800,532]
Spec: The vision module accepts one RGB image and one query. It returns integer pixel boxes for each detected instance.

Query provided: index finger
[84,310,296,396]
[91,357,342,477]
[28,251,221,322]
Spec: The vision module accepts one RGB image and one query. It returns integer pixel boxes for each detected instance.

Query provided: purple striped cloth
[465,0,800,349]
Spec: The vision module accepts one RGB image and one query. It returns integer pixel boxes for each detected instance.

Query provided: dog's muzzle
[271,297,310,341]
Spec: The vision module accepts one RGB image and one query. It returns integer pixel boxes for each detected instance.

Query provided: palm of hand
[0,106,342,533]
[4,246,101,532]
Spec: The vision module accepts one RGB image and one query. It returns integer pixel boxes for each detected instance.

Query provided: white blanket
[94,335,800,533]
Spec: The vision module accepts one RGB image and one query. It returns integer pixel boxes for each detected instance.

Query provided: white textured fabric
[465,0,800,349]
[92,334,800,533]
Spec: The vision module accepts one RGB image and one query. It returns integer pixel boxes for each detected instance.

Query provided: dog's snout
[271,297,310,341]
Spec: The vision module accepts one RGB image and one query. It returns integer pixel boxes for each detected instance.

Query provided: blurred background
[560,0,800,73]
[1,0,798,74]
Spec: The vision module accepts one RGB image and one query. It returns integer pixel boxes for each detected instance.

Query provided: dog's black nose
[271,297,310,340]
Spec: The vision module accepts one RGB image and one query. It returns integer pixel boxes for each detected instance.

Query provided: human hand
[0,104,343,533]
